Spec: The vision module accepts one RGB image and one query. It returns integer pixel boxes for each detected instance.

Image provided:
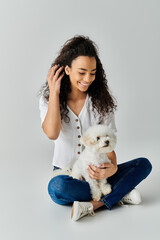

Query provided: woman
[38,35,152,221]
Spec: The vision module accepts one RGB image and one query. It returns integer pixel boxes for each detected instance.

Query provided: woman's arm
[106,150,118,170]
[87,151,118,179]
[42,92,61,140]
[42,65,64,140]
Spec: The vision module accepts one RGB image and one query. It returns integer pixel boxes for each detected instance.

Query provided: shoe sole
[71,201,79,221]
[71,202,75,218]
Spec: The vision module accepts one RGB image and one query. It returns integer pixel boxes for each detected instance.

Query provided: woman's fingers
[54,66,64,80]
[48,64,64,81]
[51,65,64,79]
[55,71,65,88]
[89,164,100,173]
[58,71,65,80]
[48,64,59,78]
[87,165,107,179]
[88,165,99,177]
[47,64,65,94]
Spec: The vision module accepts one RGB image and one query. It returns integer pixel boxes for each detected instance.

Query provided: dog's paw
[101,183,112,195]
[93,195,101,201]
[92,191,102,201]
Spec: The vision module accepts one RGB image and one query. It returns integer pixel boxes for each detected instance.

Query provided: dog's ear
[80,134,96,146]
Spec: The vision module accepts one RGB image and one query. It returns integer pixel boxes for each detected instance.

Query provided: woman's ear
[65,65,70,75]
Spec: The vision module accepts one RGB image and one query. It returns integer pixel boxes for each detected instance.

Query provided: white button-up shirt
[39,93,117,168]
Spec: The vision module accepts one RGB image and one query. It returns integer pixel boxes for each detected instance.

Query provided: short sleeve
[39,95,48,128]
[103,111,117,133]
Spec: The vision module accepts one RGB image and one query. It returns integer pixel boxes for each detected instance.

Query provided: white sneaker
[119,188,142,205]
[71,201,95,221]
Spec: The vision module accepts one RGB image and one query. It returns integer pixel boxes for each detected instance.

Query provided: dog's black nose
[105,140,109,146]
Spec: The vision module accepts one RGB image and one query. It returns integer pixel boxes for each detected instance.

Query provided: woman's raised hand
[47,64,65,95]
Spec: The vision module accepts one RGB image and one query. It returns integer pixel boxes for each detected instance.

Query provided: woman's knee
[48,175,72,205]
[48,175,69,195]
[136,157,152,176]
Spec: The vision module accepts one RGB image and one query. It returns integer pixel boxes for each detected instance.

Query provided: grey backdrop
[0,0,160,239]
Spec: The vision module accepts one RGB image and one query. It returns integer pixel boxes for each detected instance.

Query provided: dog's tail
[52,168,72,177]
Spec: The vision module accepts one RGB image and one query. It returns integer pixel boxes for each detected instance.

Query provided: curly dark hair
[37,34,117,123]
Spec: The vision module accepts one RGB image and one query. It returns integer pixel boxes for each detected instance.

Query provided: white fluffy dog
[52,124,117,201]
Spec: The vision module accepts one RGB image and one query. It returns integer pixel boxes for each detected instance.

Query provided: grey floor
[1,139,160,240]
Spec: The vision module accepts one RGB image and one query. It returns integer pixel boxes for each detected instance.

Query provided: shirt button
[75,119,78,122]
[78,144,81,147]
[77,126,80,129]
[78,135,81,138]
[77,152,80,154]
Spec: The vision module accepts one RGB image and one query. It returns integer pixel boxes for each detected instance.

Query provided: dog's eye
[97,137,100,141]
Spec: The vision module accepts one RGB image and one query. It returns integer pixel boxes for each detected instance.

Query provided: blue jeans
[48,157,152,210]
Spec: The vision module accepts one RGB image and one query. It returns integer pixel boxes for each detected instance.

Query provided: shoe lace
[79,204,95,218]
[118,200,125,205]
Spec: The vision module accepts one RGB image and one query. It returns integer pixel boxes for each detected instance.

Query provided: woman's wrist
[49,91,60,101]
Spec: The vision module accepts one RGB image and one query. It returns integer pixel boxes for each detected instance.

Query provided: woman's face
[65,56,97,92]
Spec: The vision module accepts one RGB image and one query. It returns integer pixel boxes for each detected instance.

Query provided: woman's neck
[67,91,87,101]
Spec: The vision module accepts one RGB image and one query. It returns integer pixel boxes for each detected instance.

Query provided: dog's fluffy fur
[52,124,117,201]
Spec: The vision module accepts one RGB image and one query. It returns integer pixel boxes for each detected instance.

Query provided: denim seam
[101,198,112,210]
